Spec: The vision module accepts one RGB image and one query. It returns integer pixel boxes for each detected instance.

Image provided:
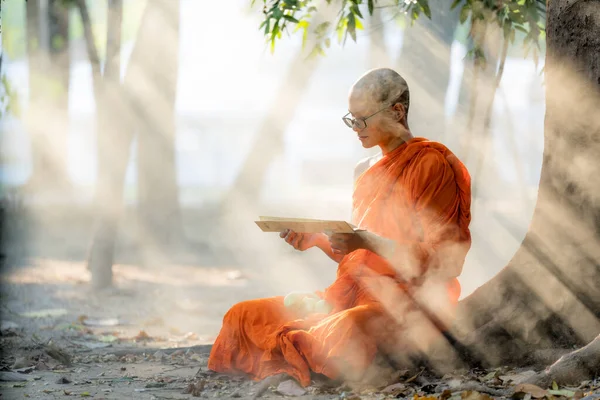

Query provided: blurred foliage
[0,56,20,118]
[252,0,545,64]
[1,0,147,61]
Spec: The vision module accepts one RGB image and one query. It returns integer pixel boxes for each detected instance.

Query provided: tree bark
[135,0,183,265]
[444,0,600,369]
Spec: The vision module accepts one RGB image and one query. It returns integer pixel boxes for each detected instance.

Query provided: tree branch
[75,0,102,95]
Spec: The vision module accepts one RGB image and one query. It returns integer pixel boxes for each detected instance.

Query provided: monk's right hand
[280,229,317,251]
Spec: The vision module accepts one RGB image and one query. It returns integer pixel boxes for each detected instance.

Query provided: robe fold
[208,137,471,386]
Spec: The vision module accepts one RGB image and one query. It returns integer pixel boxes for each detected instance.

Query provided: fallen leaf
[383,383,406,393]
[134,330,152,341]
[276,379,307,396]
[500,370,537,385]
[80,391,91,397]
[98,335,118,343]
[447,379,464,389]
[514,383,549,398]
[183,380,206,396]
[549,389,576,397]
[21,309,68,318]
[552,381,559,391]
[461,391,493,400]
[405,368,425,383]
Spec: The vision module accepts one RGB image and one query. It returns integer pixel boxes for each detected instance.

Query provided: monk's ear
[392,103,405,122]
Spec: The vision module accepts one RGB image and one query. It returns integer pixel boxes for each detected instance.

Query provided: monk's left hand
[327,231,369,255]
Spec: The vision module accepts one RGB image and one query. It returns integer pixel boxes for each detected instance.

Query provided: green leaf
[315,21,331,35]
[417,0,431,18]
[411,7,420,22]
[270,23,280,53]
[459,6,470,24]
[552,381,559,391]
[368,0,374,15]
[347,13,357,42]
[514,25,527,33]
[355,17,364,30]
[450,0,462,10]
[325,38,331,48]
[352,4,363,19]
[283,15,300,23]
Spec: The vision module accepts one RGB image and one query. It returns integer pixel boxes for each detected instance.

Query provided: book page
[255,216,357,233]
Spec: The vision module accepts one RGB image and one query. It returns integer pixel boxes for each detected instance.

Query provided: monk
[208,68,471,387]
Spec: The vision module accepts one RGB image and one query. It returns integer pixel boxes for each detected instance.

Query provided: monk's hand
[280,229,318,251]
[328,231,368,255]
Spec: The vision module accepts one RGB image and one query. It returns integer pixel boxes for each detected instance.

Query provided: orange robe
[208,138,471,386]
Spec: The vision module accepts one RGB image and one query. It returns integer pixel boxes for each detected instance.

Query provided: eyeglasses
[342,104,390,131]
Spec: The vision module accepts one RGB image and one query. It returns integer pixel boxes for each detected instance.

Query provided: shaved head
[346,68,414,153]
[350,68,410,115]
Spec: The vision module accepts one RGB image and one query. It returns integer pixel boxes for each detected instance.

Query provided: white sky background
[0,0,546,297]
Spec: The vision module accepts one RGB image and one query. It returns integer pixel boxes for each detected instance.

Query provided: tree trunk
[397,0,459,142]
[25,0,71,190]
[445,0,600,369]
[87,0,126,289]
[135,0,183,265]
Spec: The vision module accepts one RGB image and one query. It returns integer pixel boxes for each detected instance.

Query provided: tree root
[525,334,600,387]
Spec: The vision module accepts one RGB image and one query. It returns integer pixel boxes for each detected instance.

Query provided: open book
[255,216,362,234]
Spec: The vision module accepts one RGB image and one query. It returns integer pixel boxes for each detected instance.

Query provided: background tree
[25,0,71,191]
[77,0,184,287]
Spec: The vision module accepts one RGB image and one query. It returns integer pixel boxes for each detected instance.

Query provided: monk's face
[347,89,398,149]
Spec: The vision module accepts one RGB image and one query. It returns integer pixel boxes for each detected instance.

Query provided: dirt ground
[1,259,599,400]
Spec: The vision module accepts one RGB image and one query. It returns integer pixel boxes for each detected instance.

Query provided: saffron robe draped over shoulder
[208,138,471,386]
